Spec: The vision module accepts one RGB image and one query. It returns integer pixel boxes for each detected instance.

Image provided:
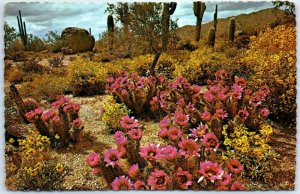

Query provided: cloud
[4,1,274,38]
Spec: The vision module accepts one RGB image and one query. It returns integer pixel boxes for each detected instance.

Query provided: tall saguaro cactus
[229,17,236,42]
[193,1,206,41]
[107,15,115,51]
[119,3,130,37]
[162,2,177,51]
[214,5,218,31]
[17,10,28,49]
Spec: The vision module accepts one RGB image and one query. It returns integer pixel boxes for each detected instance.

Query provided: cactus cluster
[162,2,177,51]
[193,1,206,41]
[16,10,28,49]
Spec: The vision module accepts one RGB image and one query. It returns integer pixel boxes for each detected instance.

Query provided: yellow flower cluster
[99,95,129,129]
[18,130,50,176]
[222,123,274,159]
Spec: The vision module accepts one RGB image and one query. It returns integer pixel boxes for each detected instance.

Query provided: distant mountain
[175,8,287,42]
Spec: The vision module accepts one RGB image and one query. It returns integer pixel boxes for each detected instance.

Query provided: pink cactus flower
[189,124,206,140]
[227,159,243,174]
[158,128,168,138]
[259,84,270,95]
[147,169,170,190]
[204,91,214,103]
[128,128,143,140]
[217,90,227,101]
[174,167,193,190]
[230,181,246,190]
[231,83,243,100]
[215,108,228,119]
[250,93,263,107]
[150,97,159,110]
[244,88,252,95]
[128,82,136,91]
[178,137,200,158]
[139,144,162,161]
[52,115,61,124]
[111,175,132,190]
[191,84,201,93]
[167,127,182,141]
[117,145,126,158]
[133,180,149,190]
[218,172,232,186]
[199,161,224,182]
[34,108,43,116]
[25,110,36,121]
[114,131,127,145]
[177,98,186,107]
[63,104,72,113]
[173,111,189,127]
[238,109,249,120]
[161,145,178,161]
[41,110,56,122]
[159,116,171,129]
[107,77,115,83]
[201,111,212,122]
[202,132,220,151]
[120,116,139,130]
[92,167,101,175]
[235,77,246,87]
[86,152,100,168]
[104,148,121,168]
[72,103,80,111]
[128,164,139,178]
[260,108,270,117]
[72,119,83,128]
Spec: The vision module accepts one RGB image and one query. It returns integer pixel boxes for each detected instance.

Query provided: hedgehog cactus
[193,1,206,41]
[208,27,216,47]
[107,15,114,51]
[229,17,236,42]
[162,2,177,51]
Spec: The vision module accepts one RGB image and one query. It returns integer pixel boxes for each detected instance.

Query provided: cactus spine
[214,5,218,31]
[193,1,206,41]
[208,27,216,47]
[229,17,236,42]
[107,15,114,51]
[17,10,28,49]
[162,2,177,51]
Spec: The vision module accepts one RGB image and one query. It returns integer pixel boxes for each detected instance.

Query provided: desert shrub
[20,60,48,74]
[6,67,26,84]
[99,95,130,132]
[24,96,84,147]
[4,39,25,60]
[67,58,109,96]
[19,74,71,102]
[48,56,64,67]
[237,24,296,125]
[16,130,69,190]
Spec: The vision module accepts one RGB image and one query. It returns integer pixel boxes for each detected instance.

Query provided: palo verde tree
[4,22,18,49]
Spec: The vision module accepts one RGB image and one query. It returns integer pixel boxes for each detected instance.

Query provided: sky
[4,1,274,39]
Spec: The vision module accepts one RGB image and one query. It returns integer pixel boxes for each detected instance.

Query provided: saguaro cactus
[162,2,177,51]
[17,10,28,48]
[193,1,206,41]
[214,5,218,31]
[107,15,115,51]
[208,27,216,47]
[89,28,91,35]
[119,3,130,36]
[229,17,236,42]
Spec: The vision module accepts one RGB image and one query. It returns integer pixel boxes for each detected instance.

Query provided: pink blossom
[120,116,139,130]
[128,128,143,140]
[128,82,136,91]
[158,128,168,138]
[230,181,246,190]
[178,137,200,158]
[238,109,249,120]
[227,159,243,174]
[128,164,139,178]
[231,83,243,100]
[167,127,182,141]
[114,131,127,146]
[111,175,132,190]
[150,97,159,110]
[218,172,232,186]
[139,144,162,161]
[260,108,270,117]
[201,111,212,122]
[173,111,189,127]
[86,152,100,168]
[72,103,80,111]
[107,77,115,83]
[191,84,201,93]
[52,116,61,124]
[204,91,214,103]
[235,77,246,87]
[199,161,224,182]
[34,108,43,116]
[177,98,186,107]
[104,148,121,167]
[259,84,270,95]
[215,108,228,119]
[117,145,126,158]
[25,110,36,121]
[41,110,56,122]
[189,124,206,140]
[133,180,149,190]
[161,145,178,161]
[216,90,227,101]
[72,119,83,128]
[159,116,171,129]
[92,167,101,175]
[174,167,193,189]
[244,88,252,95]
[202,132,220,151]
[147,169,170,190]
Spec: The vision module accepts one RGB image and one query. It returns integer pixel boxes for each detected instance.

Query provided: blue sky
[4,1,273,39]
